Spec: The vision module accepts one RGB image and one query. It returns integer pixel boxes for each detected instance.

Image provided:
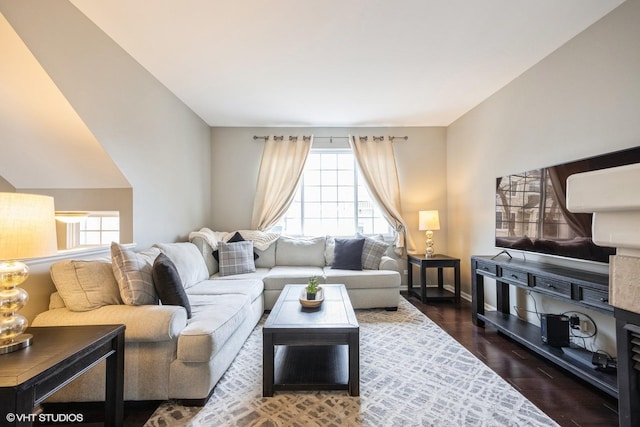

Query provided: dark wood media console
[471,255,617,398]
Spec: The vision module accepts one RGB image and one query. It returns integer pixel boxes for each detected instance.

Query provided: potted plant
[306,276,319,300]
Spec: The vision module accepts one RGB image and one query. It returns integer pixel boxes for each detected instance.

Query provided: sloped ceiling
[0,11,129,189]
[0,1,628,189]
[70,0,625,127]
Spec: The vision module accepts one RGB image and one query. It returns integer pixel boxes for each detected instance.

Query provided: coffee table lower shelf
[273,345,349,392]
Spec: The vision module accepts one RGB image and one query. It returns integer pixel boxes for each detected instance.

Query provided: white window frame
[273,149,393,238]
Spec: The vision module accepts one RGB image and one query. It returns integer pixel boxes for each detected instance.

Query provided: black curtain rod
[253,135,408,142]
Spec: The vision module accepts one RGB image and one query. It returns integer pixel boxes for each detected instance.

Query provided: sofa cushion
[153,242,209,289]
[189,235,219,277]
[210,268,270,282]
[186,278,264,303]
[111,243,160,305]
[332,238,365,270]
[262,266,325,291]
[362,237,389,270]
[177,293,252,362]
[218,241,256,276]
[33,304,187,342]
[323,267,401,289]
[254,243,276,268]
[276,235,326,266]
[50,260,122,311]
[152,253,192,318]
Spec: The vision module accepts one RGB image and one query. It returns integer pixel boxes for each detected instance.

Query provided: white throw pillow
[111,242,160,305]
[51,260,122,311]
[153,242,209,289]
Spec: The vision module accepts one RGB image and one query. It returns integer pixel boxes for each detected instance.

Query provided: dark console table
[614,307,640,427]
[471,255,617,398]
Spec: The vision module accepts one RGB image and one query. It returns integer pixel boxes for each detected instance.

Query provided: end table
[0,325,125,426]
[407,254,460,303]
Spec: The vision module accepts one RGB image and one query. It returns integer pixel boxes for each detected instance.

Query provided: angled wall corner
[0,0,212,248]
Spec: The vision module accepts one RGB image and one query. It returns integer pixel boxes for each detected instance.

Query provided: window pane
[337,186,355,201]
[83,217,101,230]
[321,186,337,202]
[321,170,337,186]
[305,170,321,185]
[274,149,391,238]
[322,153,337,169]
[337,153,353,169]
[337,219,355,236]
[81,231,101,245]
[102,217,120,231]
[306,153,321,169]
[321,203,338,218]
[305,186,321,202]
[101,231,120,244]
[337,170,354,186]
[337,202,353,218]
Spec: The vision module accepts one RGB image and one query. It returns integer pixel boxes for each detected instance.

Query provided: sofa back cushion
[50,260,122,311]
[189,235,219,276]
[254,242,276,268]
[276,236,326,267]
[154,242,209,289]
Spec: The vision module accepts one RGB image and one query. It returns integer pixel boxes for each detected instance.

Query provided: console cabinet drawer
[580,287,612,312]
[475,261,497,276]
[532,277,572,299]
[501,268,529,286]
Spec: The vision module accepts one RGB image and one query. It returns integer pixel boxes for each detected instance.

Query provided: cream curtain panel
[251,135,313,231]
[350,135,415,254]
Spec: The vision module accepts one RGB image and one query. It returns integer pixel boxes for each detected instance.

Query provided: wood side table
[0,325,125,427]
[407,254,461,303]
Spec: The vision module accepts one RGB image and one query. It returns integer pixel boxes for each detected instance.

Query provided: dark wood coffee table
[263,284,359,397]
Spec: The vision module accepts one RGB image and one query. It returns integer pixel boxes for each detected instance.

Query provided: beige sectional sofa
[32,230,401,405]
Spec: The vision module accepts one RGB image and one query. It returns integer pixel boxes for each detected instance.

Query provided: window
[273,150,392,237]
[79,213,120,246]
[55,211,120,249]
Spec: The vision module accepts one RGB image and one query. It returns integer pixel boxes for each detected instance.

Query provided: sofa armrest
[379,256,400,272]
[32,304,187,342]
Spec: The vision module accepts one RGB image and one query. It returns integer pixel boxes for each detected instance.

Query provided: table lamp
[419,210,440,258]
[0,193,58,354]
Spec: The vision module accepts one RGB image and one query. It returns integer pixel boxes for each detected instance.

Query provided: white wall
[446,0,640,355]
[211,126,447,284]
[0,0,211,249]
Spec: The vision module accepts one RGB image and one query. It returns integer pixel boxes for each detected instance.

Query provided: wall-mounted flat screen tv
[495,146,640,263]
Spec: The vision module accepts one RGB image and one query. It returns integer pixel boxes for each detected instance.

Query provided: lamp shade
[0,193,58,260]
[419,210,440,231]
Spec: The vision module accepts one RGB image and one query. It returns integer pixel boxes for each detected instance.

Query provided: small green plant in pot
[306,276,319,300]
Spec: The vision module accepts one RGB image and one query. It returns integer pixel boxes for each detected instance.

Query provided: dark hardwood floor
[404,293,619,427]
[39,294,619,426]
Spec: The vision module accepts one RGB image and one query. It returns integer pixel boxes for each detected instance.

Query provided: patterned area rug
[145,299,558,426]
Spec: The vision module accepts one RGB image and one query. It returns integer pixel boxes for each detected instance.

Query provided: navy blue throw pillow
[331,238,365,270]
[152,253,192,318]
